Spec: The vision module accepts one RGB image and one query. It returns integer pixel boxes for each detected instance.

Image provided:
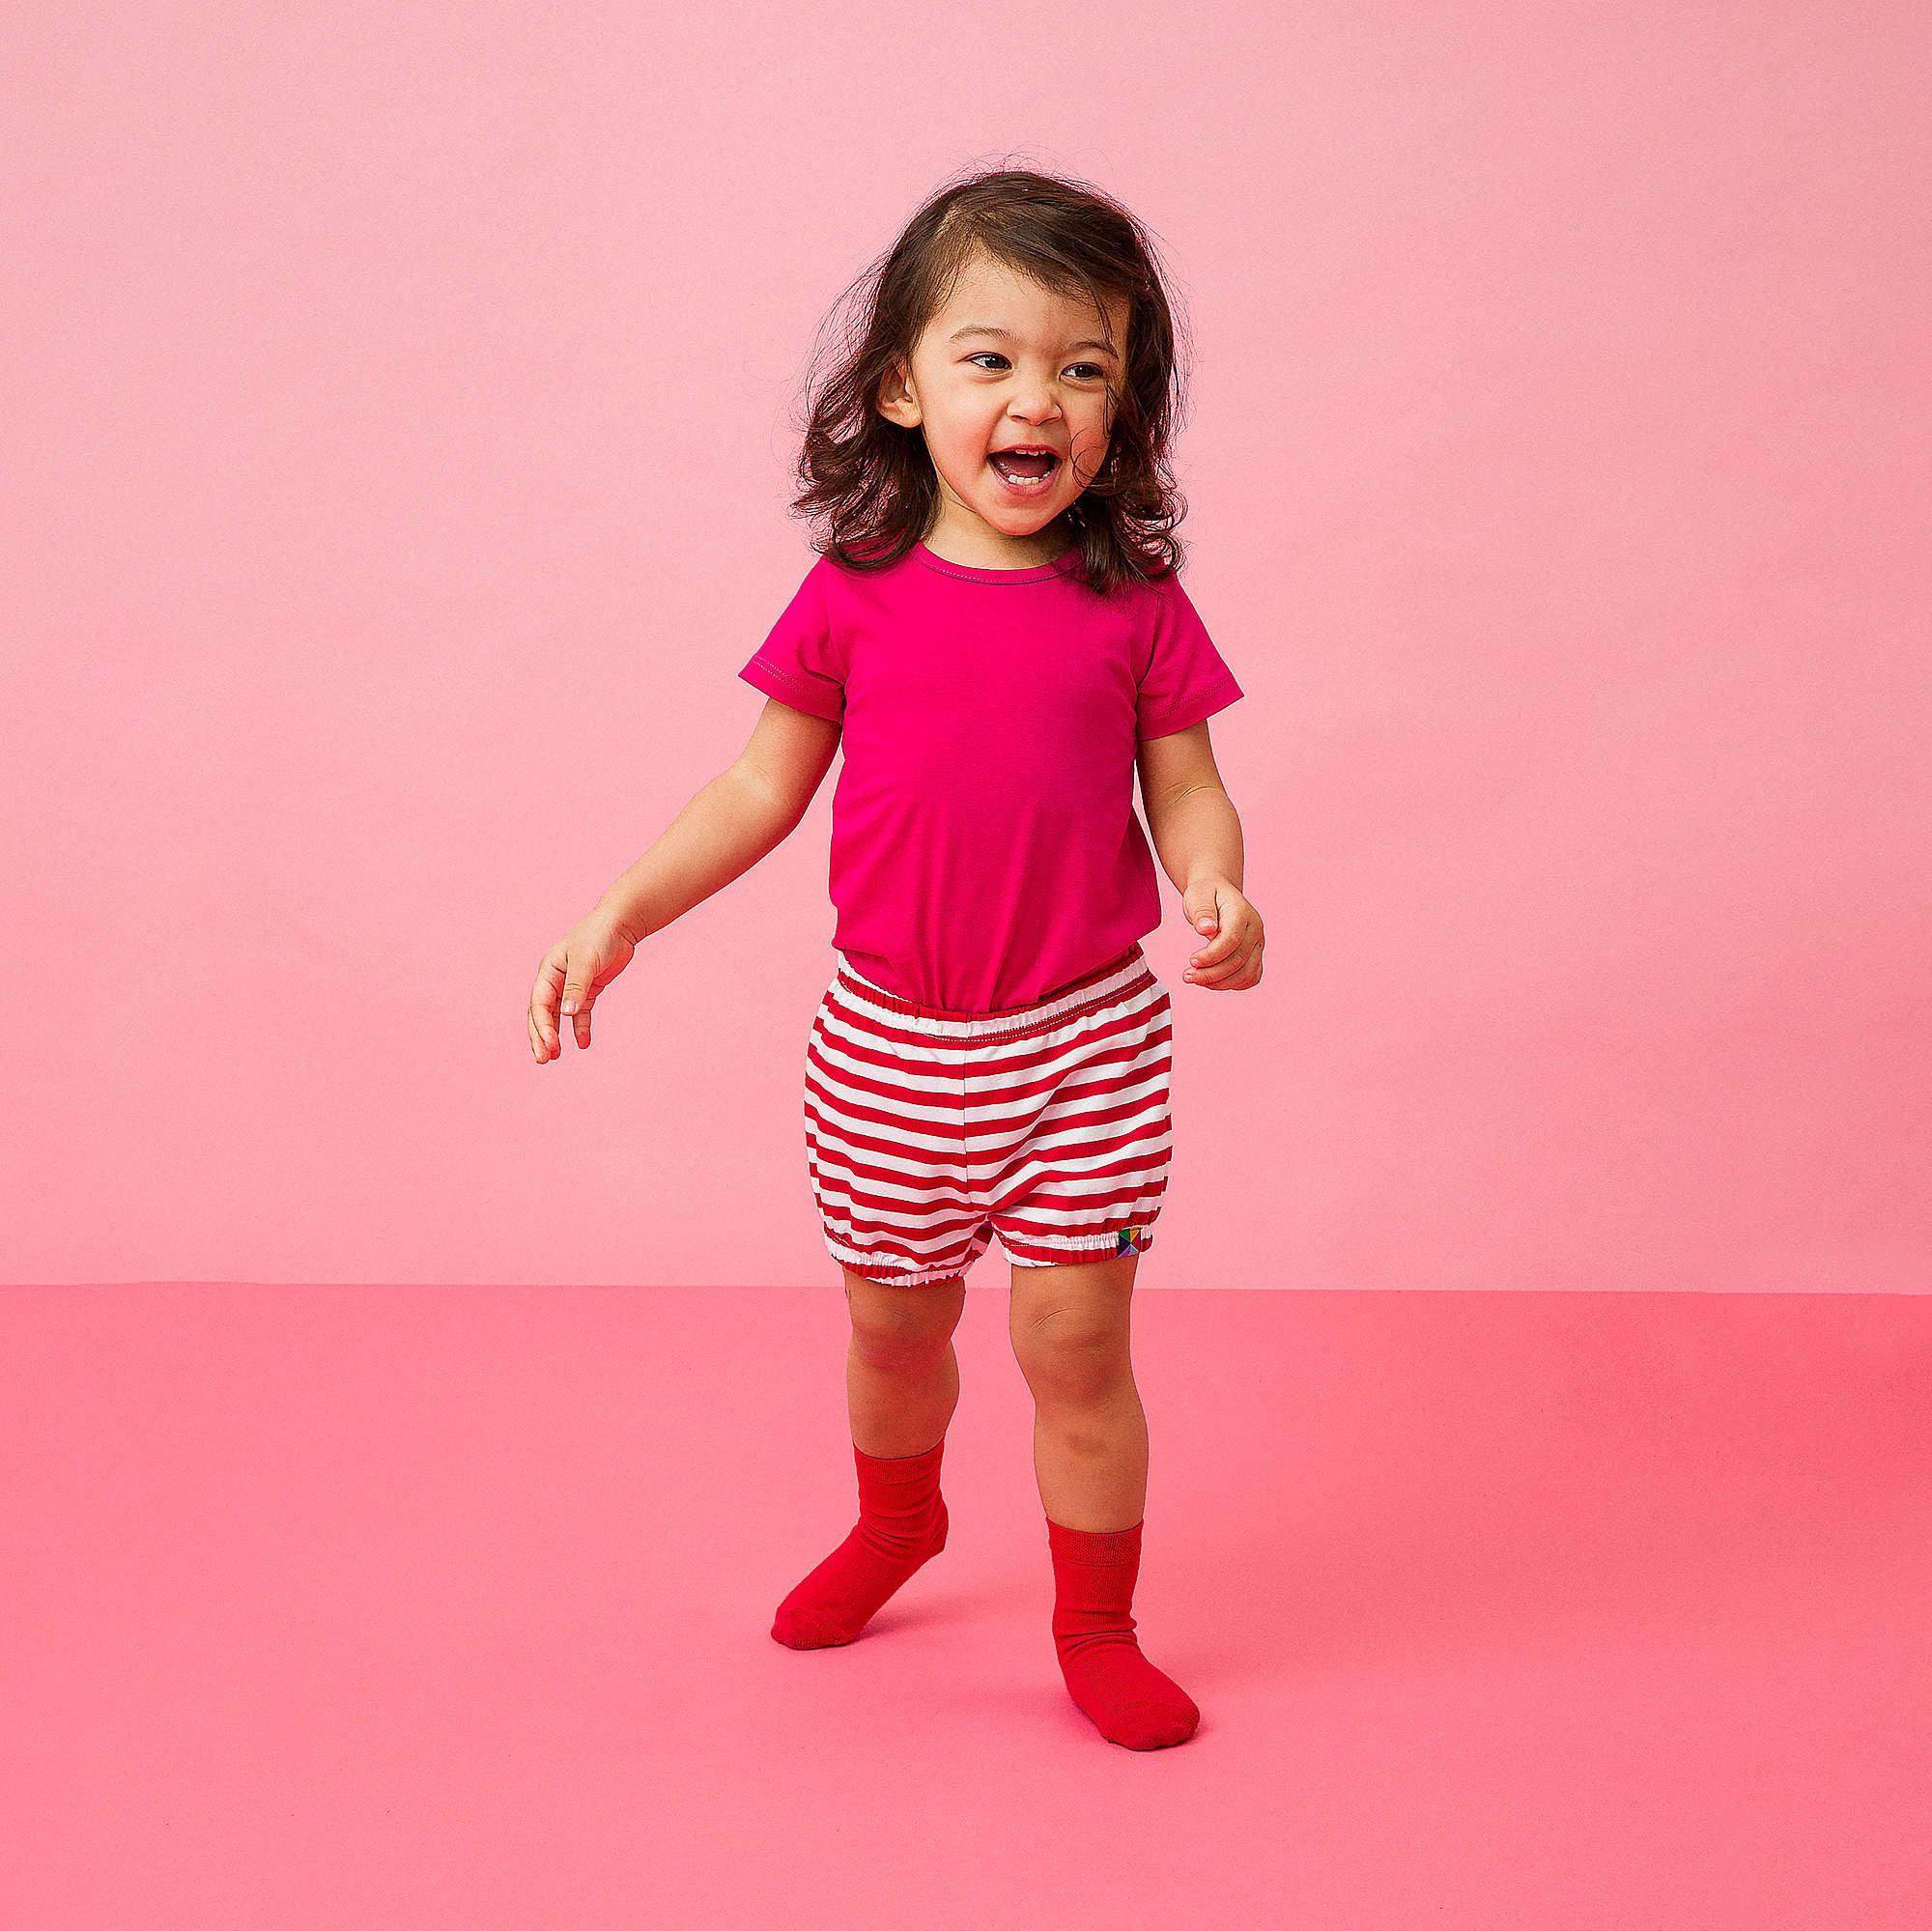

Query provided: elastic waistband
[831,944,1156,1040]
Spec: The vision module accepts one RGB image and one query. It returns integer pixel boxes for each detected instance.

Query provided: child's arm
[595,698,840,941]
[1137,720,1242,895]
[1136,720,1264,992]
[529,699,839,1061]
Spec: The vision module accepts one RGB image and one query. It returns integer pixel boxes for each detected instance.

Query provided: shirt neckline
[911,539,1081,584]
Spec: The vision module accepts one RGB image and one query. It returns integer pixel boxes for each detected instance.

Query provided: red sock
[771,1437,950,1649]
[1046,1517,1200,1748]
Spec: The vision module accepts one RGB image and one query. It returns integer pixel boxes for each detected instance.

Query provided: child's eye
[966,353,1107,382]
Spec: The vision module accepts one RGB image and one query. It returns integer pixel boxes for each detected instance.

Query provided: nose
[1007,384,1063,424]
[1005,376,1066,422]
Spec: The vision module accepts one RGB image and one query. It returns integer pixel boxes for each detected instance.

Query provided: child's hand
[527,909,641,1062]
[1179,878,1264,990]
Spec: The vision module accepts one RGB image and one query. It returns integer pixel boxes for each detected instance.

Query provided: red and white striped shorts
[802,943,1175,1288]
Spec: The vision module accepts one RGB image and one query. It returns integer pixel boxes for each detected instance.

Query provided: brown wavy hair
[783,162,1197,597]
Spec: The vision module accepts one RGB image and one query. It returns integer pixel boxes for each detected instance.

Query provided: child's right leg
[770,1268,966,1649]
[841,1266,967,1456]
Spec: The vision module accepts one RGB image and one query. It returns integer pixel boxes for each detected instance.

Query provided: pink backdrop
[4,4,1925,1290]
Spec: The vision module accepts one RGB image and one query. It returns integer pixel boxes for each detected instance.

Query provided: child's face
[879,252,1129,552]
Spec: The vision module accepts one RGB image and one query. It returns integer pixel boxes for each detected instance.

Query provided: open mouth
[987,449,1062,493]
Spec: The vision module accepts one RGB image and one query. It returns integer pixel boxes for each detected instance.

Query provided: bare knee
[1011,1304,1131,1408]
[843,1270,964,1369]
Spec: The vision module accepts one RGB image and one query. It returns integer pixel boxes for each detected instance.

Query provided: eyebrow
[947,324,1120,360]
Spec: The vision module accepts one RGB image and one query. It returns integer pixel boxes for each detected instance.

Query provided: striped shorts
[802,943,1175,1288]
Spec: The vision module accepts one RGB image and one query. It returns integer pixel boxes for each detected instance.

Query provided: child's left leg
[1008,1252,1200,1749]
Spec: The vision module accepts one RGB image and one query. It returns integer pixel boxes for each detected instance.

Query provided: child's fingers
[1189,927,1236,967]
[529,995,561,1060]
[1185,951,1251,986]
[530,924,632,1060]
[561,977,596,1048]
[1187,904,1245,969]
[1185,932,1261,985]
[1188,889,1257,958]
[529,950,569,1059]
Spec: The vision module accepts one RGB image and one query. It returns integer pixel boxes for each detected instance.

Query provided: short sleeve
[1134,570,1244,739]
[738,560,845,723]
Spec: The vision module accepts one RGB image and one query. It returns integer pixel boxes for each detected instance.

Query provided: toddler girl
[527,167,1264,1749]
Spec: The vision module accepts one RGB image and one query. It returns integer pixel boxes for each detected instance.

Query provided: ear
[876,357,921,429]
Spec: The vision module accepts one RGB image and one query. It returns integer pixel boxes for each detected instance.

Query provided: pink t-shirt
[738,538,1243,1012]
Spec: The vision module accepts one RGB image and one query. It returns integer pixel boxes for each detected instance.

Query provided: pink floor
[4,1283,1925,1927]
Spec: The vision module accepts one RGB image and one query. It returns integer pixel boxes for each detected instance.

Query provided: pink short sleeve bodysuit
[738,538,1243,1013]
